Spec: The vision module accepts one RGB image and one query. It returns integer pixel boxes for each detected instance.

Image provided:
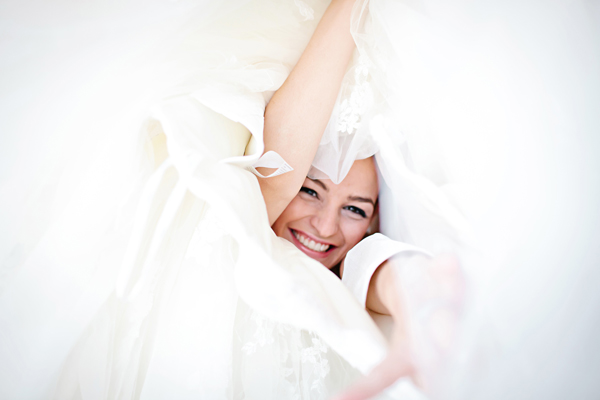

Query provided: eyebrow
[308,178,328,192]
[308,178,376,207]
[348,196,376,207]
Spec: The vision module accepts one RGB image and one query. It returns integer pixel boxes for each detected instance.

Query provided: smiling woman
[272,157,379,269]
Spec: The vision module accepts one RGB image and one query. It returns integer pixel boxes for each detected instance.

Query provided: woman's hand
[333,253,464,400]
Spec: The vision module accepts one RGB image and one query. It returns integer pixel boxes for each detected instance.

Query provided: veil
[1,0,599,399]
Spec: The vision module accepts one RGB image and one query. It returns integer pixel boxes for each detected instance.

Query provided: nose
[310,205,339,239]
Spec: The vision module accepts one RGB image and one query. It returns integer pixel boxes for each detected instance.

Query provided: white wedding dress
[1,0,599,399]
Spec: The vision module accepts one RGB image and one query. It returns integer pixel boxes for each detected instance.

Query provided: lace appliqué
[242,310,331,399]
[300,337,330,390]
[294,0,315,21]
[337,55,372,135]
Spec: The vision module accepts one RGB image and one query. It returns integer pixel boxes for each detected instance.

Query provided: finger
[331,351,413,400]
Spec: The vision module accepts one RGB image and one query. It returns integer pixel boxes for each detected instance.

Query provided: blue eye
[300,186,318,198]
[344,205,367,218]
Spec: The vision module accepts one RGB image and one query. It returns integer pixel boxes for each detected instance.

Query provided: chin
[320,252,345,270]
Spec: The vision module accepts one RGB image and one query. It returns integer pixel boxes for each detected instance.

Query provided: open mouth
[290,229,335,257]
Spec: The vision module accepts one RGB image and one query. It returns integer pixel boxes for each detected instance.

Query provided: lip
[289,228,336,259]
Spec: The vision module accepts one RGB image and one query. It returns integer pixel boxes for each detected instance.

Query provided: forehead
[320,158,379,198]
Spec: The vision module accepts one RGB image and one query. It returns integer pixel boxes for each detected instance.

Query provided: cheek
[272,196,311,236]
[340,219,370,248]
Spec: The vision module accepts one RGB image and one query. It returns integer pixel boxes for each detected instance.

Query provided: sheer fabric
[2,0,599,399]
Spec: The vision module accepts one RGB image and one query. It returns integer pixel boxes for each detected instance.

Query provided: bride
[12,0,600,398]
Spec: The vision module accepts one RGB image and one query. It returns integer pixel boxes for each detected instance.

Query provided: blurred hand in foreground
[333,253,465,400]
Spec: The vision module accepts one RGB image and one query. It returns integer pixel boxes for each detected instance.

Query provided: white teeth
[293,230,330,252]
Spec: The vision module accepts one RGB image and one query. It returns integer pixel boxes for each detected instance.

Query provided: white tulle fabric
[307,0,470,257]
[2,0,599,399]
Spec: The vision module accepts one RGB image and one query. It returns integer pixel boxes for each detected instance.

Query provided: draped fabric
[1,0,599,399]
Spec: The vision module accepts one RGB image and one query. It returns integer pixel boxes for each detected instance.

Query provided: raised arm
[258,0,356,225]
[335,253,464,400]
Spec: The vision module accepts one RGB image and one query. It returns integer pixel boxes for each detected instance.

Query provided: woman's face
[272,158,379,269]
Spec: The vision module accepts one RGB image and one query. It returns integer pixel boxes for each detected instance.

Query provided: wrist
[377,260,404,319]
[377,253,430,319]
